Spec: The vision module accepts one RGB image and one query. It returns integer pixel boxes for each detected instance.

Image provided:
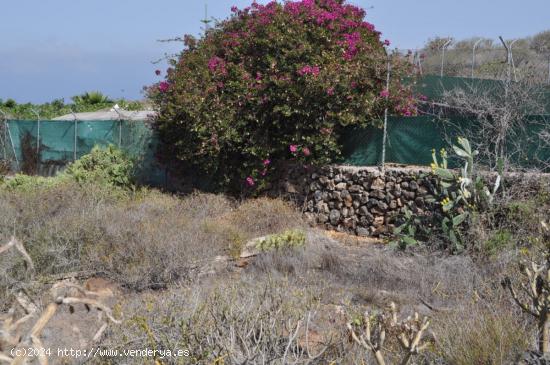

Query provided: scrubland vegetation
[1,1,549,364]
[0,144,548,364]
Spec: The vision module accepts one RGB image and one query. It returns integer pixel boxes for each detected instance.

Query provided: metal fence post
[381,55,391,174]
[74,119,78,161]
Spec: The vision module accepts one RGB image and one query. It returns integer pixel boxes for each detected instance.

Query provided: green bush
[256,229,306,251]
[150,0,415,192]
[63,145,134,189]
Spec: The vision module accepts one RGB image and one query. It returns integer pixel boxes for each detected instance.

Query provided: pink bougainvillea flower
[289,144,298,153]
[383,39,391,46]
[246,176,255,186]
[327,87,335,96]
[320,127,332,135]
[208,56,227,75]
[302,147,311,156]
[298,65,320,77]
[261,169,267,176]
[419,94,428,101]
[380,89,390,98]
[155,69,161,76]
[231,5,239,13]
[263,159,271,166]
[158,81,170,92]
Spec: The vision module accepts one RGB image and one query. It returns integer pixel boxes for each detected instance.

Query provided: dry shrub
[433,297,532,365]
[107,277,349,364]
[0,183,308,292]
[225,197,305,238]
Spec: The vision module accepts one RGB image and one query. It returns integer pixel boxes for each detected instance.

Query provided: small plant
[394,137,502,252]
[392,207,431,249]
[256,229,306,252]
[347,302,431,365]
[503,221,550,354]
[63,144,134,189]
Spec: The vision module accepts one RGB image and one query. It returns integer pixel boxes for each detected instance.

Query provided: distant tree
[531,30,550,55]
[72,91,112,105]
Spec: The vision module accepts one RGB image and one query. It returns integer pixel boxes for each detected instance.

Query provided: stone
[319,176,329,185]
[344,218,356,228]
[341,189,352,202]
[417,187,428,196]
[359,206,369,216]
[373,216,385,227]
[409,181,419,191]
[329,209,341,225]
[327,180,335,190]
[359,194,370,204]
[371,190,386,200]
[335,182,347,190]
[314,190,323,201]
[317,214,328,223]
[389,200,398,210]
[415,197,425,207]
[342,207,349,218]
[352,200,360,208]
[370,178,385,190]
[285,181,298,193]
[349,185,362,193]
[332,191,342,201]
[401,181,409,189]
[356,227,370,237]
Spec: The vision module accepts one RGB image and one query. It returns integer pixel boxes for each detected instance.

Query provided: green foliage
[150,0,415,192]
[0,95,145,120]
[71,91,112,105]
[430,137,501,251]
[63,145,135,189]
[394,137,502,252]
[483,230,513,255]
[256,229,306,252]
[392,207,430,249]
[1,174,61,191]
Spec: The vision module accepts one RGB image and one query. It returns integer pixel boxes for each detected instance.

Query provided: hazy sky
[1,0,549,103]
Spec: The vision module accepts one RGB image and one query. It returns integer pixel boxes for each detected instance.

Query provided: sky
[1,0,549,103]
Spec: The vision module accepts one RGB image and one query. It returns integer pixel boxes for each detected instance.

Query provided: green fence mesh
[1,75,549,186]
[1,120,167,186]
[340,115,550,170]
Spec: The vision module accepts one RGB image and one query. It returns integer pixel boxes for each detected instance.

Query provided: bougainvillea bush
[150,0,416,192]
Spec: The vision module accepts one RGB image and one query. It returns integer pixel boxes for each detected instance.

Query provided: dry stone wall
[279,165,438,237]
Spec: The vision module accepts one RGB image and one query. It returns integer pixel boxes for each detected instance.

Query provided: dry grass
[0,180,543,364]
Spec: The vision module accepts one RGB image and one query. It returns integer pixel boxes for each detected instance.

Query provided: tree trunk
[540,311,550,354]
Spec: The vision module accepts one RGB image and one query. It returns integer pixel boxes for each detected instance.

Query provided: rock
[319,176,329,185]
[359,193,370,204]
[415,197,425,207]
[317,214,329,223]
[359,206,369,216]
[285,181,298,193]
[341,189,352,202]
[342,207,349,218]
[349,185,362,193]
[329,209,341,225]
[371,190,386,200]
[373,216,385,227]
[409,181,419,191]
[401,181,409,189]
[335,182,347,190]
[370,178,385,190]
[356,227,370,237]
[352,200,360,209]
[314,190,323,201]
[327,179,336,190]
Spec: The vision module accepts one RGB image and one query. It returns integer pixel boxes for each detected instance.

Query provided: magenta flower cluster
[208,56,227,75]
[158,81,170,93]
[298,65,320,76]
